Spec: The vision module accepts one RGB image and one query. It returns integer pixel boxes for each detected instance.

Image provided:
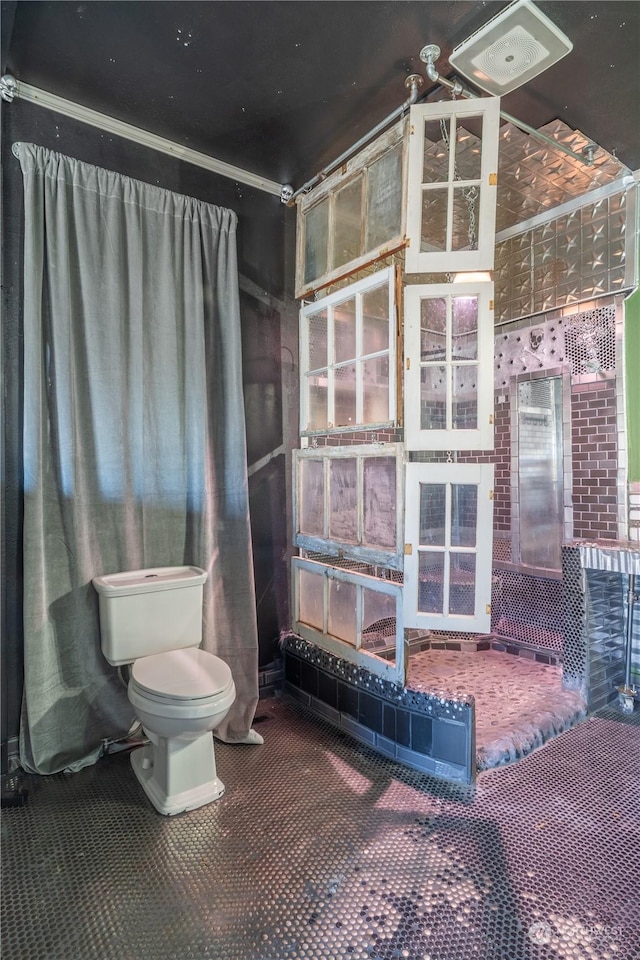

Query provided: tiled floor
[407,649,587,770]
[2,697,639,960]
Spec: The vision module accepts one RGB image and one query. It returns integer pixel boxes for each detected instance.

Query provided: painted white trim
[293,443,405,569]
[405,98,500,274]
[404,281,495,451]
[11,79,283,197]
[404,462,494,633]
[292,556,405,685]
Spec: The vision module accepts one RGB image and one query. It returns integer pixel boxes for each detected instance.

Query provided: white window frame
[405,98,500,274]
[292,556,406,685]
[295,121,407,299]
[403,462,494,633]
[300,267,397,436]
[404,281,495,451]
[293,443,405,569]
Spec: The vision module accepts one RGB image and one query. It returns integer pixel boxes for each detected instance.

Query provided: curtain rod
[0,74,284,198]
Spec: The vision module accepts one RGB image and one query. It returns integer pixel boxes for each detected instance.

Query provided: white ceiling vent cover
[449,0,572,96]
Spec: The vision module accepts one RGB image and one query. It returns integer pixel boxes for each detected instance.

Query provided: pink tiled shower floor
[407,648,587,770]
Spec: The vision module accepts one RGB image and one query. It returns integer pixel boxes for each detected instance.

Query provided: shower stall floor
[407,648,587,770]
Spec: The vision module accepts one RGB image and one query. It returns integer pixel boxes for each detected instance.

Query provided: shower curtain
[16,142,260,775]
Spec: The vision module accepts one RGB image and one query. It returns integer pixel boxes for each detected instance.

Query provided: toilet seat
[131,647,233,703]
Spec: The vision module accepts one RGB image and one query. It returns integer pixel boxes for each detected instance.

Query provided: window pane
[420,366,447,431]
[362,587,396,656]
[334,363,357,427]
[418,553,444,614]
[306,373,328,430]
[333,179,362,270]
[362,283,390,355]
[420,298,447,361]
[419,483,446,546]
[366,144,402,250]
[452,186,478,251]
[423,118,450,183]
[420,188,447,252]
[304,199,329,284]
[307,308,328,369]
[452,296,478,360]
[299,459,324,537]
[328,579,357,645]
[298,569,324,630]
[451,485,477,547]
[334,298,356,364]
[362,356,389,423]
[329,459,358,543]
[363,457,396,549]
[452,365,478,430]
[454,118,482,181]
[449,553,476,615]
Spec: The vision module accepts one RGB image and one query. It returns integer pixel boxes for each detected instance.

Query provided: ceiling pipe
[419,44,595,168]
[284,73,424,205]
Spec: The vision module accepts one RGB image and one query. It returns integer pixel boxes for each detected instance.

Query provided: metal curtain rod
[285,73,424,205]
[0,74,284,198]
[419,45,596,167]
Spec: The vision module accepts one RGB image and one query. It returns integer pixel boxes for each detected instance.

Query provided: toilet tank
[92,566,208,666]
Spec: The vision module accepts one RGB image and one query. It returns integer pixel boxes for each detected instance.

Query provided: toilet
[92,565,236,816]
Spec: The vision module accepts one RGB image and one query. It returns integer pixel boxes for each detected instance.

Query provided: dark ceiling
[2,1,640,190]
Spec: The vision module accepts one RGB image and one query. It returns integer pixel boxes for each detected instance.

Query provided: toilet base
[130,733,225,816]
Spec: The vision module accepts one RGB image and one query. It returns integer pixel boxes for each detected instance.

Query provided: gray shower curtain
[16,142,259,775]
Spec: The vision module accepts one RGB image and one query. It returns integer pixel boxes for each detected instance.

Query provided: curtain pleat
[17,142,259,774]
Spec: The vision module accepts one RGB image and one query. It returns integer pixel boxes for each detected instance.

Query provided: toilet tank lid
[92,566,207,597]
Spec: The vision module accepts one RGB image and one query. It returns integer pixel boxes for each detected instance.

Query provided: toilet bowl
[92,565,237,816]
[127,647,236,815]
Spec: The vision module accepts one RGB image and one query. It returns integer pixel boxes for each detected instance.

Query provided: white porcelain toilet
[92,565,236,816]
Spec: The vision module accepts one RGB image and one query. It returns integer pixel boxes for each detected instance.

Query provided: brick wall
[571,381,619,540]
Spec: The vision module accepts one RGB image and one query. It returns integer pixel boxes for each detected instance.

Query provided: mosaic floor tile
[2,698,638,960]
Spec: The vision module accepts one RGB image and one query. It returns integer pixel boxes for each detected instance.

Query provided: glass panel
[418,552,444,614]
[452,365,478,430]
[451,485,477,547]
[518,377,564,570]
[362,587,396,656]
[449,553,476,615]
[299,459,324,537]
[451,186,478,251]
[298,568,324,630]
[420,188,448,253]
[306,373,328,430]
[454,118,483,181]
[307,309,328,369]
[304,198,329,284]
[333,178,363,269]
[362,283,390,355]
[452,297,478,360]
[419,483,446,546]
[328,579,357,645]
[366,144,403,250]
[334,298,356,364]
[363,457,396,549]
[420,298,447,361]
[423,118,450,183]
[329,459,358,543]
[362,356,389,423]
[334,363,357,427]
[420,366,447,431]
